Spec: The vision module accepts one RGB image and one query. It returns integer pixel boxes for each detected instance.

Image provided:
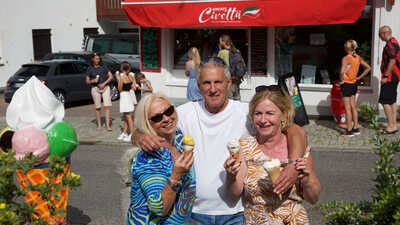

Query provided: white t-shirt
[177,100,254,215]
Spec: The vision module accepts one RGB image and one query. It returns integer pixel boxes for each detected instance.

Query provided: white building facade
[0,0,103,87]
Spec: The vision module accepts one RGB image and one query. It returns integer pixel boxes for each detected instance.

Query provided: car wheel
[54,90,66,104]
[109,83,119,101]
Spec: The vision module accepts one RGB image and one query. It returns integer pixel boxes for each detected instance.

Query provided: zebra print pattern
[126,130,196,225]
[240,136,310,225]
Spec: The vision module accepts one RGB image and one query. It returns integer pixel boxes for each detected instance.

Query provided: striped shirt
[127,130,196,225]
[381,37,400,82]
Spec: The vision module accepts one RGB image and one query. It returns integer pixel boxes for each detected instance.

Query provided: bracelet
[287,160,297,165]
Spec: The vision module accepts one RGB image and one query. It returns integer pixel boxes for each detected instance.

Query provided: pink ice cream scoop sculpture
[12,126,50,162]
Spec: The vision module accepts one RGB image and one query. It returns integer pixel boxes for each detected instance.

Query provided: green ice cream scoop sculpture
[47,122,78,157]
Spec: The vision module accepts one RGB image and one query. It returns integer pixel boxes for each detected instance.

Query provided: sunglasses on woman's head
[149,105,175,123]
[255,85,281,93]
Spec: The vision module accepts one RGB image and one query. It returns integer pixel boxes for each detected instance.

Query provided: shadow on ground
[67,206,91,225]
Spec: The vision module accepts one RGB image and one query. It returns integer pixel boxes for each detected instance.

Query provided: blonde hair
[249,88,294,132]
[220,34,239,53]
[188,47,201,70]
[379,25,392,35]
[344,40,358,57]
[134,93,176,137]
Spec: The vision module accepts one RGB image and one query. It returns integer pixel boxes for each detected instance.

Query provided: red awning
[122,0,366,27]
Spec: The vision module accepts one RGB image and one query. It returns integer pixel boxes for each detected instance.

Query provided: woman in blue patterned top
[127,93,196,225]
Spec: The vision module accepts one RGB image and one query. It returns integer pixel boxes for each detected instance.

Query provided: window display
[275,17,372,86]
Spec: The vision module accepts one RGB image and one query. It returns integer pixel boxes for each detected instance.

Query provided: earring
[281,120,286,128]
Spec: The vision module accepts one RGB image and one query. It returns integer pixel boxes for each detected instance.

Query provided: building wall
[372,0,400,111]
[0,0,103,87]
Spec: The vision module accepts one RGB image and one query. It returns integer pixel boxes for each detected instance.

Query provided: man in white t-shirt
[133,57,306,224]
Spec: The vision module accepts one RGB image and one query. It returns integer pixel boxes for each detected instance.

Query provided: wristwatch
[167,178,182,192]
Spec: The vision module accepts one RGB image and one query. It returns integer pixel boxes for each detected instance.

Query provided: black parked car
[5,59,95,104]
[43,51,138,101]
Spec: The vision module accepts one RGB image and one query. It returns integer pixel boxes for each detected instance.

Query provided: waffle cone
[267,167,280,183]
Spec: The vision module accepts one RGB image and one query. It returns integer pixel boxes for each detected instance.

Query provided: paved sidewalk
[1,116,398,151]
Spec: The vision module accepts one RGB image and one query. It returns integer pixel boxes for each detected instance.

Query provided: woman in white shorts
[85,53,113,131]
[116,62,137,142]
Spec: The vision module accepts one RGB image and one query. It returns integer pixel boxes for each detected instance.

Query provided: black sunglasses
[200,57,226,67]
[255,85,281,93]
[149,105,175,123]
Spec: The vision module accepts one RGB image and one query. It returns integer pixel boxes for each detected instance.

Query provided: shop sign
[199,6,260,24]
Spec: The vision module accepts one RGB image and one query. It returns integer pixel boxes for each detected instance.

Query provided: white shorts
[120,91,134,113]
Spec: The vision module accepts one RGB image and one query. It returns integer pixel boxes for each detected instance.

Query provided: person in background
[224,85,321,224]
[126,93,195,224]
[116,62,137,142]
[218,34,243,100]
[378,25,399,134]
[339,40,371,137]
[185,47,203,101]
[85,53,113,131]
[135,72,153,97]
[133,57,307,225]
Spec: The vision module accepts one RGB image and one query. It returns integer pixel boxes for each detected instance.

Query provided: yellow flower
[70,172,80,179]
[0,203,6,209]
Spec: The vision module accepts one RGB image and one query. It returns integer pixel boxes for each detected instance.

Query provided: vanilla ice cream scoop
[262,158,281,171]
[6,76,64,131]
[227,140,240,154]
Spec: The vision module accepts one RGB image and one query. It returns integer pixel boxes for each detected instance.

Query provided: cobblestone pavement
[1,115,398,151]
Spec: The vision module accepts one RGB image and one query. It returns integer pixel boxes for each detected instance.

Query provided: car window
[102,54,120,65]
[111,39,139,55]
[14,65,50,77]
[93,39,111,53]
[74,63,89,74]
[54,55,68,59]
[56,63,78,75]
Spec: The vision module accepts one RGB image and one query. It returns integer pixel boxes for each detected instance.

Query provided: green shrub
[322,102,400,224]
[0,151,81,225]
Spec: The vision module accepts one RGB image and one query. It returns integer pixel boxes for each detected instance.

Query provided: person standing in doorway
[339,40,371,137]
[86,53,113,131]
[379,25,399,134]
[218,34,244,101]
[185,47,203,101]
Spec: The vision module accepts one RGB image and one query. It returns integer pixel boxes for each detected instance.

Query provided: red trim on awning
[122,0,366,27]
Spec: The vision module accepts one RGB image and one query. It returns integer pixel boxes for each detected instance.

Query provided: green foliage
[322,102,400,224]
[0,151,81,225]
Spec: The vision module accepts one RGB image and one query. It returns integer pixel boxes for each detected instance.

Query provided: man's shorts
[379,76,399,105]
[91,86,112,109]
[340,83,358,97]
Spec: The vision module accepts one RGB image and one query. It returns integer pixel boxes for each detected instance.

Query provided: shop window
[174,29,248,70]
[275,16,372,86]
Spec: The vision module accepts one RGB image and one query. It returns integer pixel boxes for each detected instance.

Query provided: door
[32,29,52,61]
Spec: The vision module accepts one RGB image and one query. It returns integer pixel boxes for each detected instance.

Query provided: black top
[122,82,132,91]
[86,65,110,87]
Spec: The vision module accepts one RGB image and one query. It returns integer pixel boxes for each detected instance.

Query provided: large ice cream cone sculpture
[182,135,194,158]
[227,140,240,160]
[263,158,282,200]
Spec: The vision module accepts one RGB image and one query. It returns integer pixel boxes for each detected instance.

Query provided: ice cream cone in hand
[227,140,240,161]
[263,158,282,200]
[182,135,194,158]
